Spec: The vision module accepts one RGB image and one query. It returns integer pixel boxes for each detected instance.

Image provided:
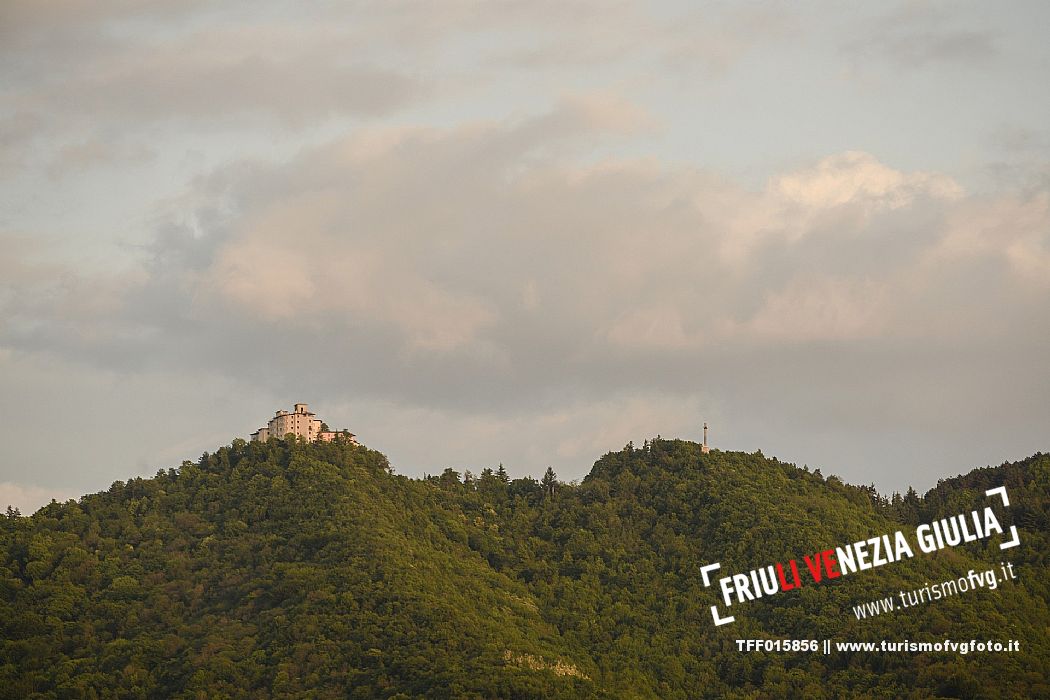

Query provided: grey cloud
[1,6,428,183]
[989,124,1048,154]
[3,103,1048,497]
[56,52,419,126]
[0,112,44,175]
[45,138,155,179]
[491,2,794,77]
[848,29,995,69]
[0,0,790,169]
[981,125,1050,193]
[841,3,998,70]
[13,38,421,131]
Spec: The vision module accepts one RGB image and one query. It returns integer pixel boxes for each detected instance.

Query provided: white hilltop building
[250,403,357,444]
[701,422,711,454]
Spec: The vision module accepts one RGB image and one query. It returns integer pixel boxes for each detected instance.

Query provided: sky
[2,1,1048,513]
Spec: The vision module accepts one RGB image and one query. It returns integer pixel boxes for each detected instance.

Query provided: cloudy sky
[2,1,1048,512]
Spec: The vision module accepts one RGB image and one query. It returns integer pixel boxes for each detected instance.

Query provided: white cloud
[6,110,1046,378]
[936,191,1050,286]
[774,151,963,211]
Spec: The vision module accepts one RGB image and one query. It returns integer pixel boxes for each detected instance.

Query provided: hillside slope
[0,440,595,698]
[2,439,1047,698]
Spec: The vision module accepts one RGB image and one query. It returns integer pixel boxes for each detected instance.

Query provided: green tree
[542,466,558,498]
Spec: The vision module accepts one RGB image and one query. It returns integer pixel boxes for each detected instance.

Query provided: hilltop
[1,438,1047,698]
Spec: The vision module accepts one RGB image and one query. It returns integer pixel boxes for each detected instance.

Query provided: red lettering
[776,561,798,591]
[823,549,841,579]
[804,553,823,583]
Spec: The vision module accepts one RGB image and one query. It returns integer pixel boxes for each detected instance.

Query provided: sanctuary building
[250,403,357,444]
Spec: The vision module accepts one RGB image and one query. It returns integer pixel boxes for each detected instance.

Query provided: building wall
[251,403,350,443]
[267,405,311,439]
[318,431,358,444]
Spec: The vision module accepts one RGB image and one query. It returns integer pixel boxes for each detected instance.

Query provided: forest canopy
[2,437,1047,698]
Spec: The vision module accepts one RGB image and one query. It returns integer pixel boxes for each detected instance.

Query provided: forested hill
[2,438,1048,698]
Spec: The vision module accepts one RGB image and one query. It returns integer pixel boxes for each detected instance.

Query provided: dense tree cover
[1,438,1047,698]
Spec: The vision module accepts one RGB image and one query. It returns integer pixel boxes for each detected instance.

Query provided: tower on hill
[701,422,710,454]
